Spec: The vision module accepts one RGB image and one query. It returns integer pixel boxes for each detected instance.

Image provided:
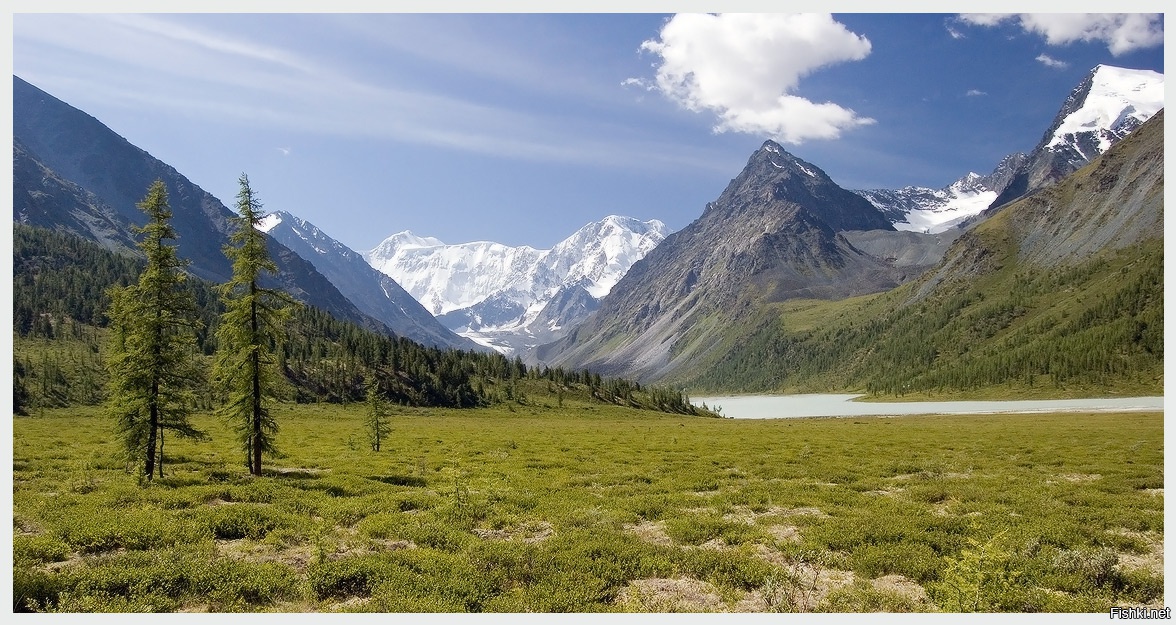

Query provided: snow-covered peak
[363,215,670,350]
[545,216,669,298]
[943,172,987,198]
[1047,65,1164,152]
[857,170,999,234]
[379,230,445,250]
[255,212,283,233]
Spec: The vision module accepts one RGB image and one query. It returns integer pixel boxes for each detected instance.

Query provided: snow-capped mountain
[258,210,485,352]
[1045,64,1164,161]
[363,215,669,354]
[855,153,1025,233]
[862,64,1162,232]
[988,64,1164,210]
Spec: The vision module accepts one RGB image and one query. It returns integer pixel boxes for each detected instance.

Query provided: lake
[689,393,1165,419]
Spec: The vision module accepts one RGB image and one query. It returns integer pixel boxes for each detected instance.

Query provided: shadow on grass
[368,475,428,487]
[263,468,325,480]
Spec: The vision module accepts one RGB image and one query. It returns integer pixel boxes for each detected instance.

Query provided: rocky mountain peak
[721,139,893,233]
[988,64,1163,211]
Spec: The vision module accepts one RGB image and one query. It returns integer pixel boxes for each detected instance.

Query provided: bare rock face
[536,141,902,381]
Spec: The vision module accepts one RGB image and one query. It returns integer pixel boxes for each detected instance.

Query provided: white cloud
[966,89,987,96]
[1035,54,1069,69]
[958,13,1163,55]
[16,14,734,174]
[639,13,874,144]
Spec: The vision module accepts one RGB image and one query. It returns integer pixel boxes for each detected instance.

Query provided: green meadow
[12,394,1163,613]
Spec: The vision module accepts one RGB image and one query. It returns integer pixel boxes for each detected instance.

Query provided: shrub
[190,503,296,540]
[849,542,940,583]
[13,567,61,612]
[928,530,1022,612]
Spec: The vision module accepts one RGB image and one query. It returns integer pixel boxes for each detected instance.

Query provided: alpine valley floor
[14,397,1163,613]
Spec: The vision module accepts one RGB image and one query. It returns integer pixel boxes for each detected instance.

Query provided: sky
[8,5,1167,254]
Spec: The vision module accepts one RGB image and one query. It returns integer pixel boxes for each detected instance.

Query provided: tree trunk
[145,391,158,481]
[251,280,262,476]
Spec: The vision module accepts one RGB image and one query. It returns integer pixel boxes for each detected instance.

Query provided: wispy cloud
[966,89,987,97]
[957,13,1164,55]
[637,13,874,144]
[1035,53,1069,69]
[14,14,731,175]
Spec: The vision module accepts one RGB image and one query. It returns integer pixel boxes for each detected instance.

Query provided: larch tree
[213,174,291,476]
[364,376,392,452]
[105,179,206,482]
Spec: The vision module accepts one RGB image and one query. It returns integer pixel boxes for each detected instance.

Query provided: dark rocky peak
[716,139,893,233]
[979,152,1028,196]
[748,140,835,185]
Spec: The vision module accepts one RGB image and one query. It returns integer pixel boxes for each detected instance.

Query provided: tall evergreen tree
[364,376,392,452]
[104,180,206,482]
[213,174,291,476]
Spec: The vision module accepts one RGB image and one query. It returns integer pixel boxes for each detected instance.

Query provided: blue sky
[10,8,1166,253]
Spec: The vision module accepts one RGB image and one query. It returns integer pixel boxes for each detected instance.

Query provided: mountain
[12,75,376,329]
[857,65,1163,235]
[855,153,1026,233]
[13,137,139,255]
[987,64,1164,211]
[364,215,669,354]
[535,140,903,381]
[680,109,1164,396]
[256,211,485,351]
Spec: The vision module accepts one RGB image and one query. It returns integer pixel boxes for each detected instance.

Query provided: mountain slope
[987,64,1163,211]
[365,215,668,353]
[536,141,903,381]
[12,75,375,330]
[678,109,1164,396]
[14,137,138,255]
[258,211,484,351]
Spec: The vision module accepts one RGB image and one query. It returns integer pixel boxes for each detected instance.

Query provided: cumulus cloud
[638,13,874,144]
[958,13,1163,55]
[1035,53,1069,69]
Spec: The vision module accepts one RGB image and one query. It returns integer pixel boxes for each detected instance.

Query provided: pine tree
[364,376,392,452]
[213,174,291,476]
[104,180,206,482]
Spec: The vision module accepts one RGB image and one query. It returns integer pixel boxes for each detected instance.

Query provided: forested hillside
[671,112,1164,398]
[13,223,709,417]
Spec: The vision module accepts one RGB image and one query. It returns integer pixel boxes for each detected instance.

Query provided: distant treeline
[13,223,709,417]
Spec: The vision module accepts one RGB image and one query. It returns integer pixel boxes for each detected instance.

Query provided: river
[689,394,1165,419]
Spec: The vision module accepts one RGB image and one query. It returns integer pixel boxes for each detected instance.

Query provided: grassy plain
[12,396,1164,613]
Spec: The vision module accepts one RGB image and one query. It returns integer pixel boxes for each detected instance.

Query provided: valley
[10,31,1165,616]
[14,403,1164,613]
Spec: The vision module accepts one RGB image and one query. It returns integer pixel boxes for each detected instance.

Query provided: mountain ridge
[257,211,485,351]
[12,74,380,331]
[365,214,669,354]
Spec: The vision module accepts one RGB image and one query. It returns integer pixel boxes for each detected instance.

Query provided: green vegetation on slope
[13,222,709,417]
[676,232,1162,398]
[13,405,1163,612]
